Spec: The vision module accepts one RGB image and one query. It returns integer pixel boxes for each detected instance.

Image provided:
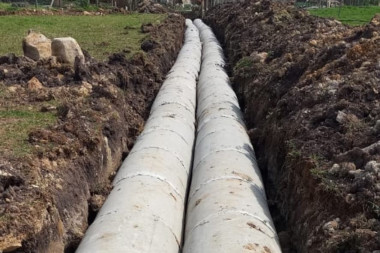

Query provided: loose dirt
[0,13,184,252]
[206,1,380,252]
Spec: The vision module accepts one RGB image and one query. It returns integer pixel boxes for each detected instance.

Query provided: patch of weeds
[346,118,366,134]
[367,201,380,218]
[0,213,12,222]
[309,153,328,178]
[235,56,254,70]
[267,50,274,58]
[0,108,57,157]
[286,140,302,159]
[234,57,255,79]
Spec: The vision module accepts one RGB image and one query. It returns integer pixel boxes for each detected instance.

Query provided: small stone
[323,219,339,234]
[257,52,268,63]
[90,194,106,212]
[2,242,22,252]
[40,105,57,112]
[77,86,90,96]
[309,39,318,46]
[7,86,17,93]
[348,169,364,178]
[341,162,356,171]
[336,111,347,124]
[83,11,91,15]
[27,77,43,90]
[82,81,92,90]
[329,163,340,175]
[345,193,356,204]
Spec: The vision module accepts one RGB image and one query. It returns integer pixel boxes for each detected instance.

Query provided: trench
[74,18,282,253]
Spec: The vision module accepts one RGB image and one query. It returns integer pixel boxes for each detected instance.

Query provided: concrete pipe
[76,19,201,253]
[183,19,282,253]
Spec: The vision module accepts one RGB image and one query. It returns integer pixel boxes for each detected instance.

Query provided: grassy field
[309,5,380,25]
[0,13,166,60]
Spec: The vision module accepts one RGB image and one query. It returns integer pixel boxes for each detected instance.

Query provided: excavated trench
[2,3,380,252]
[205,1,380,252]
[76,18,281,253]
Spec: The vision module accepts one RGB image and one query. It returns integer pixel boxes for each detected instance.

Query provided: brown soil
[205,1,380,252]
[0,13,184,253]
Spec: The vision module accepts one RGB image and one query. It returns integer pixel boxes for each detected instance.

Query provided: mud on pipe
[183,19,282,253]
[76,19,201,253]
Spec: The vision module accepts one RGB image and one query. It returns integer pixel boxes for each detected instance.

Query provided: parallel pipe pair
[77,19,281,253]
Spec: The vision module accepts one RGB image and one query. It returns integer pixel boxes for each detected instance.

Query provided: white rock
[51,37,84,66]
[22,31,52,61]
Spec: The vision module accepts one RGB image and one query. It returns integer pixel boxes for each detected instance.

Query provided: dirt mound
[137,0,167,13]
[206,1,380,252]
[0,14,185,252]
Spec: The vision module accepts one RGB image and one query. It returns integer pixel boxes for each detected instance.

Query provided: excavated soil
[206,1,380,252]
[0,13,184,252]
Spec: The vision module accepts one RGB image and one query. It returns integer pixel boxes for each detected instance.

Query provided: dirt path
[0,13,184,253]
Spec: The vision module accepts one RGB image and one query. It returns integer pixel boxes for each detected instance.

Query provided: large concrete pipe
[183,19,282,253]
[76,19,201,253]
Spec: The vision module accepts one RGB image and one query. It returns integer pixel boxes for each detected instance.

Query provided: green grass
[0,2,16,11]
[0,13,166,60]
[0,108,57,157]
[309,5,380,26]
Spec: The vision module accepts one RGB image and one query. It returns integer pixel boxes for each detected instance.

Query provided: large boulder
[51,37,85,66]
[22,31,52,61]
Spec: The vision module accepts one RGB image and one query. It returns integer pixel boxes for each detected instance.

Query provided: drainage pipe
[76,19,201,253]
[183,19,282,253]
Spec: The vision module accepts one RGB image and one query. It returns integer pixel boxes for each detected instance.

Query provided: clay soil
[206,1,380,252]
[0,14,184,252]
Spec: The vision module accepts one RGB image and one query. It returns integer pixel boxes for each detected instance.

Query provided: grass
[309,5,380,26]
[0,84,57,157]
[0,13,166,60]
[0,108,57,157]
[0,2,16,11]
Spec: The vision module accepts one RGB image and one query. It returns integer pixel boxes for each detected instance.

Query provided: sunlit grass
[0,13,166,60]
[309,5,380,26]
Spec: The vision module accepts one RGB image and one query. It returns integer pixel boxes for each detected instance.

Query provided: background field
[309,5,380,25]
[0,13,166,60]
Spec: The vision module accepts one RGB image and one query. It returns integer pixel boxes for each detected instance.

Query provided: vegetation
[0,108,57,157]
[309,5,380,25]
[0,2,16,11]
[0,13,166,60]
